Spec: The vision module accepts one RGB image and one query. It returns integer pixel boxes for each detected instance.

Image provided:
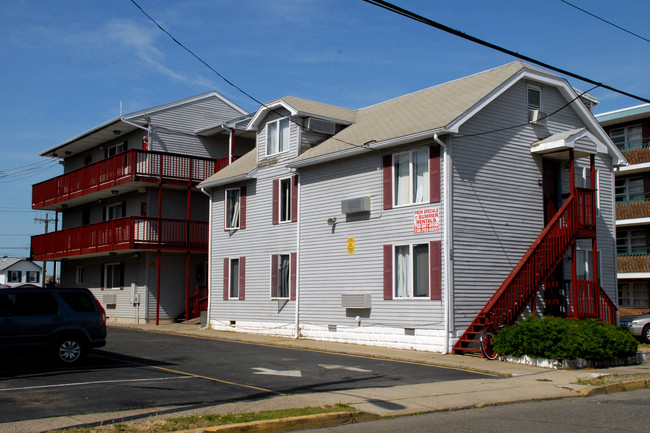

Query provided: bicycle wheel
[480,331,498,360]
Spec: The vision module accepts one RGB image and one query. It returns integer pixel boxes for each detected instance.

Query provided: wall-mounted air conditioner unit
[305,117,336,135]
[528,109,547,125]
[341,293,372,309]
[341,196,371,214]
[103,294,117,305]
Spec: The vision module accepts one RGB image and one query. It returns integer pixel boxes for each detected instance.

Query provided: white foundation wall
[208,319,447,352]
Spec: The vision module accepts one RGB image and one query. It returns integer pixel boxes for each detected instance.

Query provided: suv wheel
[54,336,85,364]
[643,325,650,344]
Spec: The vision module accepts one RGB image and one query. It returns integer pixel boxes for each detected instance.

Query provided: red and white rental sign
[414,207,440,233]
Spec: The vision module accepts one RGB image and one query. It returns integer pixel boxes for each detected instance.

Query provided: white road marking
[318,364,372,373]
[0,376,193,392]
[252,367,302,377]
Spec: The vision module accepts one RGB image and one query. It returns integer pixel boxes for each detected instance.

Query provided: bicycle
[480,314,507,360]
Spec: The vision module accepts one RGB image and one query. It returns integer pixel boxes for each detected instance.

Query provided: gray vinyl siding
[148,97,243,158]
[450,79,617,333]
[298,147,445,330]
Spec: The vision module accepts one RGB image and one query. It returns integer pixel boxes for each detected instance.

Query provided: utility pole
[34,212,57,287]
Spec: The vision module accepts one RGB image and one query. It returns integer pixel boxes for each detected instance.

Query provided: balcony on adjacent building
[617,249,650,274]
[616,194,650,220]
[616,137,650,165]
[31,216,208,260]
[32,149,232,210]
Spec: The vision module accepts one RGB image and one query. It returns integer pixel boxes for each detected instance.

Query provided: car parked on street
[0,287,106,363]
[619,309,650,343]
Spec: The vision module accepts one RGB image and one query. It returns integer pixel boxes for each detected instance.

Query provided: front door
[542,159,561,225]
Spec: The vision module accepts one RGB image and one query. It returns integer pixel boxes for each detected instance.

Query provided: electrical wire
[560,0,650,45]
[360,0,650,105]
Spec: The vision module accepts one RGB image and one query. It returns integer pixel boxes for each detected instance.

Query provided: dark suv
[0,287,106,364]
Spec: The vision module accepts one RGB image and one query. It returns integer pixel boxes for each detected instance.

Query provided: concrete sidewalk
[4,322,650,433]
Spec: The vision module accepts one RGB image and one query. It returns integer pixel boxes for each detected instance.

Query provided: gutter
[433,133,453,354]
[200,187,213,328]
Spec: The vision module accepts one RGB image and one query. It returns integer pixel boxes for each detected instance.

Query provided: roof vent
[305,117,336,135]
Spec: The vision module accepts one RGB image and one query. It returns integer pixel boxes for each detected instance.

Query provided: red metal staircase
[452,188,617,356]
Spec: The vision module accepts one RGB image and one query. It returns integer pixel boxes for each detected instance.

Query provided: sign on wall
[414,207,440,233]
[347,238,355,254]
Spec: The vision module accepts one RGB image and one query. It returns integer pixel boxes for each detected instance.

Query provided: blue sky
[1,0,649,269]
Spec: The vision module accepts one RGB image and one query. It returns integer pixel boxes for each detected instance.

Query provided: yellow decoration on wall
[347,237,355,254]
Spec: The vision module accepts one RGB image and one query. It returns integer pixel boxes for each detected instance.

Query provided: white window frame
[393,149,429,207]
[106,142,125,157]
[76,266,84,285]
[393,243,430,299]
[104,263,122,289]
[7,270,20,283]
[225,188,241,230]
[27,271,39,283]
[575,249,601,282]
[279,178,292,223]
[527,85,541,110]
[229,257,240,299]
[272,253,291,299]
[266,118,290,156]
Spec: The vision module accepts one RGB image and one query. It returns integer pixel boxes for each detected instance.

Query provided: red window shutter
[271,255,278,298]
[383,245,393,300]
[291,176,298,222]
[430,240,442,300]
[239,256,246,300]
[430,145,441,204]
[272,179,279,225]
[223,258,229,300]
[240,186,247,229]
[382,155,393,210]
[290,252,297,300]
[224,191,230,232]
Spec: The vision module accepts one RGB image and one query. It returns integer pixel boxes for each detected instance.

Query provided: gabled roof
[198,149,258,189]
[0,258,41,271]
[40,91,248,158]
[247,96,356,130]
[289,61,625,168]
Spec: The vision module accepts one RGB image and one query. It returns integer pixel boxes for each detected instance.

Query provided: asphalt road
[0,327,494,423]
[302,388,650,433]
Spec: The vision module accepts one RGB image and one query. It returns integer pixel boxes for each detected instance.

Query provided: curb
[580,379,650,396]
[172,411,379,433]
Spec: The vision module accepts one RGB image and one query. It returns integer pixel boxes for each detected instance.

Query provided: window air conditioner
[305,117,336,135]
[341,196,371,214]
[341,293,372,309]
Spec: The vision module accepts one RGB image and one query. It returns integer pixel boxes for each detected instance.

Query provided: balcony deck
[617,252,650,274]
[31,216,208,260]
[32,150,231,210]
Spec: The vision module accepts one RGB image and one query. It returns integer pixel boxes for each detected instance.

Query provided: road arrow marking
[252,367,302,377]
[318,364,372,373]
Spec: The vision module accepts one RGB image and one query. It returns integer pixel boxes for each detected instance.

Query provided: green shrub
[492,317,638,360]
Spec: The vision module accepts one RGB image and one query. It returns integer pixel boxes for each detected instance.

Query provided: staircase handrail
[482,194,577,325]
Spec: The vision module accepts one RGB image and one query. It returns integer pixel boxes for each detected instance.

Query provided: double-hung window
[393,149,429,206]
[393,244,430,298]
[7,271,21,283]
[271,253,296,300]
[26,271,39,283]
[266,118,290,155]
[273,176,297,224]
[618,282,649,308]
[225,187,246,230]
[103,263,123,289]
[223,257,246,300]
[105,202,124,220]
[527,85,541,110]
[617,229,646,254]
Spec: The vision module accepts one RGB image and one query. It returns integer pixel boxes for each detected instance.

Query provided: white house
[199,62,625,354]
[0,257,42,287]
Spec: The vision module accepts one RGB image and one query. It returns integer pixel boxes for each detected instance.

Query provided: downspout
[434,133,453,354]
[200,187,213,329]
[294,171,301,339]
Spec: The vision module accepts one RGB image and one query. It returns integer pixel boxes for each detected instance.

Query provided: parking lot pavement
[1,322,648,433]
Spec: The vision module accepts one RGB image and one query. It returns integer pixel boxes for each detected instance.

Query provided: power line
[360,0,650,105]
[560,0,650,45]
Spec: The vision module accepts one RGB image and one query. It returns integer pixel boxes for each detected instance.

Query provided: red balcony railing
[31,216,208,260]
[565,280,617,325]
[32,150,231,209]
